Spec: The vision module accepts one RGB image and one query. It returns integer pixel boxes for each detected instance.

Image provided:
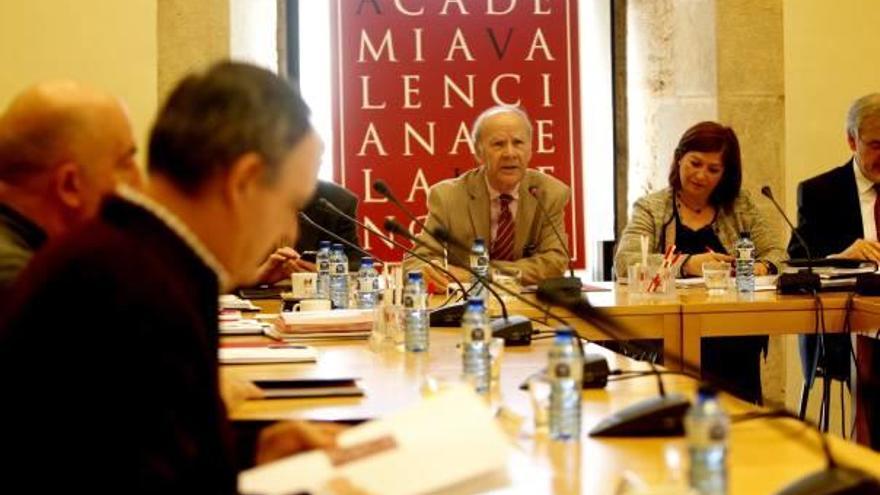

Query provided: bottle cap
[319,240,331,248]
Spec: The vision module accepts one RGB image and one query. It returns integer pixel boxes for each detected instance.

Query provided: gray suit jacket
[404,167,570,284]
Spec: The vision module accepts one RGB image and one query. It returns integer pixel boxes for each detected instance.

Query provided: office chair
[798,334,852,435]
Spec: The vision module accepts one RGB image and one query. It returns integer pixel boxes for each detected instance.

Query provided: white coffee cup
[291,272,318,298]
[293,298,331,312]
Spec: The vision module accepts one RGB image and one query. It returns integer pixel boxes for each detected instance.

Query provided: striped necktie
[491,193,515,261]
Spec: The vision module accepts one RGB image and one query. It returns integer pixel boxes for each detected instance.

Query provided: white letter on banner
[393,0,424,15]
[488,0,516,15]
[404,122,436,156]
[402,75,422,109]
[445,29,475,61]
[449,121,475,155]
[362,169,389,203]
[361,76,387,110]
[525,28,555,61]
[440,0,469,15]
[359,29,397,62]
[535,120,556,153]
[358,123,389,156]
[541,73,553,107]
[443,74,475,108]
[534,0,551,14]
[491,74,521,106]
[413,28,424,62]
[407,168,430,202]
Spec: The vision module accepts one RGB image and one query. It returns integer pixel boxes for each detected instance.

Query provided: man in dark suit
[251,180,360,283]
[0,62,338,492]
[790,92,880,449]
[295,179,361,270]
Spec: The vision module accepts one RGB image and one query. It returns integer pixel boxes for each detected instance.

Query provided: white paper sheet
[238,386,511,495]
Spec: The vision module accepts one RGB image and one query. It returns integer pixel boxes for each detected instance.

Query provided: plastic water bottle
[315,240,331,299]
[403,271,428,352]
[357,257,379,309]
[735,231,755,293]
[548,328,583,440]
[470,238,489,303]
[685,385,729,495]
[329,243,349,309]
[461,298,491,394]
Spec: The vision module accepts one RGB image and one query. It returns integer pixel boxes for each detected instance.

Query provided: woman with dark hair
[614,121,786,403]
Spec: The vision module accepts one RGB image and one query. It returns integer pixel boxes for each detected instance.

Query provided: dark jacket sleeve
[789,180,813,259]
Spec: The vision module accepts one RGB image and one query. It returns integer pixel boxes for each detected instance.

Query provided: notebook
[253,378,364,399]
[218,345,318,364]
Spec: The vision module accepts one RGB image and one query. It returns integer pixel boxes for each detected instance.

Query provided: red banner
[332,0,583,266]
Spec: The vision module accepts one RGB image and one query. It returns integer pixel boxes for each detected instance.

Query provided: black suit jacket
[0,197,240,493]
[296,180,361,270]
[789,160,862,259]
[789,159,880,448]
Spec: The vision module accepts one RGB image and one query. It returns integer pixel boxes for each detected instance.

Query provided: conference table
[222,287,880,494]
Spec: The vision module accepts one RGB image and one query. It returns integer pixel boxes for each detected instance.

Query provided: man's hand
[255,247,301,284]
[219,377,263,411]
[422,262,470,294]
[833,239,880,262]
[683,252,735,277]
[255,421,347,465]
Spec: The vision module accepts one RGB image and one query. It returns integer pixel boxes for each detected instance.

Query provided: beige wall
[0,1,158,159]
[784,0,880,215]
[782,0,880,429]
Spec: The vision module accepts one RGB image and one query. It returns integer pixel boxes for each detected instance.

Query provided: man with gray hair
[789,92,880,449]
[404,105,570,290]
[0,81,140,292]
[0,62,334,492]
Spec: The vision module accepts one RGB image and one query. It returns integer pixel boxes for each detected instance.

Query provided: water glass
[702,261,731,295]
[527,375,552,431]
[489,337,505,383]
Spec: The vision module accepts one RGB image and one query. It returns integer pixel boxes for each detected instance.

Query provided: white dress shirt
[853,157,879,242]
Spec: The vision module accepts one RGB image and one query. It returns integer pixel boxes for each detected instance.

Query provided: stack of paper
[219,318,269,336]
[270,309,373,341]
[219,294,260,311]
[218,345,318,364]
[238,386,511,495]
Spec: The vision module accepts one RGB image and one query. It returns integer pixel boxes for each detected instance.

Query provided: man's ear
[224,152,266,210]
[474,145,486,166]
[848,132,858,153]
[53,162,85,210]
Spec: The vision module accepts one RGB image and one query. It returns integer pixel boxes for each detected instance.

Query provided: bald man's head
[0,81,138,234]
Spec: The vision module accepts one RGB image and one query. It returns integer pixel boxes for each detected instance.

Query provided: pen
[268,344,308,349]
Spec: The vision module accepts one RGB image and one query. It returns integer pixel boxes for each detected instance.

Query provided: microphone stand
[314,199,471,327]
[299,212,383,266]
[528,186,583,296]
[429,224,691,436]
[385,219,536,346]
[761,186,821,294]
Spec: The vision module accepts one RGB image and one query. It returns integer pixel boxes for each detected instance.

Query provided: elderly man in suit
[791,92,880,448]
[405,105,570,291]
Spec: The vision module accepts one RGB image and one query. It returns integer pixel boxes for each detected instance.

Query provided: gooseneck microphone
[316,198,476,326]
[385,218,536,346]
[298,212,380,265]
[315,198,469,297]
[760,185,820,294]
[373,179,428,231]
[528,186,582,295]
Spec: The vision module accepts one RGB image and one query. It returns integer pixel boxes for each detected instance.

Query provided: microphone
[315,198,472,327]
[385,218,535,346]
[528,186,582,296]
[298,212,379,265]
[373,179,428,231]
[535,287,690,436]
[428,219,880,493]
[760,186,820,294]
[433,224,691,436]
[373,179,453,271]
